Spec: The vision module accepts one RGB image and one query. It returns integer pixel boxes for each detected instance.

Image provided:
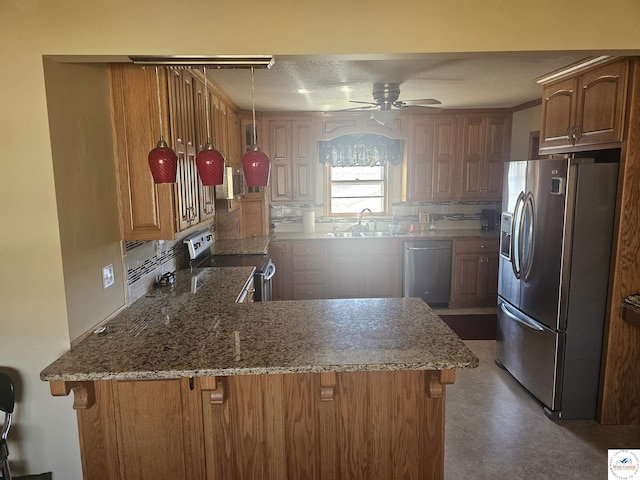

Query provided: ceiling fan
[343,82,442,125]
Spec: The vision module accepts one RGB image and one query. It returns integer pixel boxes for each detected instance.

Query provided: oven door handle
[263,261,277,281]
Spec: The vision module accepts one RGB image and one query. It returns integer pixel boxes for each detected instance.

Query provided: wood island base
[51,369,455,480]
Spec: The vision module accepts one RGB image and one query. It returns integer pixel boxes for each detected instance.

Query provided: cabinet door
[367,256,401,298]
[432,116,457,200]
[242,196,266,237]
[227,108,242,169]
[404,115,435,202]
[212,95,228,160]
[459,116,486,199]
[450,253,484,305]
[269,121,292,202]
[329,257,366,298]
[292,120,315,202]
[269,241,292,300]
[483,115,510,200]
[110,64,176,240]
[450,239,499,307]
[169,69,200,231]
[575,60,628,147]
[539,77,578,151]
[193,76,216,221]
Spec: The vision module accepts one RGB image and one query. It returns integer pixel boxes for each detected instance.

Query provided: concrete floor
[445,340,640,479]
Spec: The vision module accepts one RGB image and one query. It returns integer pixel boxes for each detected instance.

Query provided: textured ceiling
[207,53,587,113]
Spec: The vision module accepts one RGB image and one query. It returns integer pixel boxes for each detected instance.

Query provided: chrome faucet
[358,208,372,230]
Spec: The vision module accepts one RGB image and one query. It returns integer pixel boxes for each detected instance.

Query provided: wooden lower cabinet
[59,369,453,480]
[328,239,402,299]
[291,240,326,300]
[449,238,499,308]
[269,241,292,301]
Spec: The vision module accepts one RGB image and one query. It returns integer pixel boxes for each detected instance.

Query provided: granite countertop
[212,236,270,255]
[272,228,500,241]
[41,267,478,382]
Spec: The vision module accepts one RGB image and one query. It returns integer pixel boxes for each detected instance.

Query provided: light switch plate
[102,264,115,289]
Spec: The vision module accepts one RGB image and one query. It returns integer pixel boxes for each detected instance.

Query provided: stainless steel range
[183,231,276,302]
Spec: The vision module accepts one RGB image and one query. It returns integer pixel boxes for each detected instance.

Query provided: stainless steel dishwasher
[403,240,452,307]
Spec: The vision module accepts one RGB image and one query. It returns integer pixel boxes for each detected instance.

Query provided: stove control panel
[183,231,214,260]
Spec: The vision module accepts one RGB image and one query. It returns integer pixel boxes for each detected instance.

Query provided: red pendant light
[242,67,271,187]
[196,67,225,185]
[148,66,178,184]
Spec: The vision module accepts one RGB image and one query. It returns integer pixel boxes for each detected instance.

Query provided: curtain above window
[318,133,404,167]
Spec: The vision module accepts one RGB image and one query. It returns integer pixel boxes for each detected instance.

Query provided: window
[319,133,403,216]
[327,164,388,215]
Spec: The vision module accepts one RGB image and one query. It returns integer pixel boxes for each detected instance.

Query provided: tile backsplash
[271,201,502,233]
[123,239,187,304]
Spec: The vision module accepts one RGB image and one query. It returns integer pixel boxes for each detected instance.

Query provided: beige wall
[43,60,126,341]
[511,105,543,160]
[2,0,640,477]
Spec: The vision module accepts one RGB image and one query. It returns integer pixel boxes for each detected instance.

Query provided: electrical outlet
[102,264,115,289]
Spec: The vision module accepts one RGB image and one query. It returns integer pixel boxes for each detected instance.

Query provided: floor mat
[439,314,497,340]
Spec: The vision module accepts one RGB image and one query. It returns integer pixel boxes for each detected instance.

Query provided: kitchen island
[41,266,478,480]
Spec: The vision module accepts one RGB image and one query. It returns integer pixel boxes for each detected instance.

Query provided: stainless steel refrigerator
[496,157,618,420]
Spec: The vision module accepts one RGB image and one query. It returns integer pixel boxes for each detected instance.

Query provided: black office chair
[0,372,14,480]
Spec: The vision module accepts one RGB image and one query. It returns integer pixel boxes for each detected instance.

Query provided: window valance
[318,133,404,167]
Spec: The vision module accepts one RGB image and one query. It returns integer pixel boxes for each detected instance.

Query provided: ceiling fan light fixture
[371,109,399,126]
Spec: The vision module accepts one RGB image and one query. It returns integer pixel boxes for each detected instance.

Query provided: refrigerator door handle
[521,192,536,281]
[511,191,526,279]
[500,302,545,332]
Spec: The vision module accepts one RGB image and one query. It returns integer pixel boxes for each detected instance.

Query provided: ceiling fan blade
[398,98,442,106]
[335,105,377,112]
[404,105,444,113]
[348,100,378,106]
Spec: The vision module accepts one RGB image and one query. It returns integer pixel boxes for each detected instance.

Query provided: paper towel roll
[303,211,315,233]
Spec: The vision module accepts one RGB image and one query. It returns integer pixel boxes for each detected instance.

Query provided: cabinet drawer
[292,241,324,257]
[292,257,325,271]
[293,284,325,300]
[293,270,325,285]
[364,239,400,256]
[454,238,499,254]
[330,239,368,257]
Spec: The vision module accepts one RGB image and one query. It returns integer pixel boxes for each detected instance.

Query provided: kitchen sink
[327,231,392,238]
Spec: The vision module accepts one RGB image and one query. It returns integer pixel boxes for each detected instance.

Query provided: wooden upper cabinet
[539,77,578,151]
[459,113,510,200]
[110,64,175,240]
[539,58,629,154]
[227,109,241,169]
[292,120,314,202]
[269,120,291,202]
[432,116,457,200]
[192,75,215,222]
[267,116,316,203]
[403,115,456,202]
[168,69,200,231]
[576,60,628,146]
[484,114,511,199]
[110,64,233,240]
[403,115,434,202]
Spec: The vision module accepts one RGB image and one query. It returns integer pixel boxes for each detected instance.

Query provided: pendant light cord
[251,66,257,146]
[203,67,212,144]
[154,66,164,142]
